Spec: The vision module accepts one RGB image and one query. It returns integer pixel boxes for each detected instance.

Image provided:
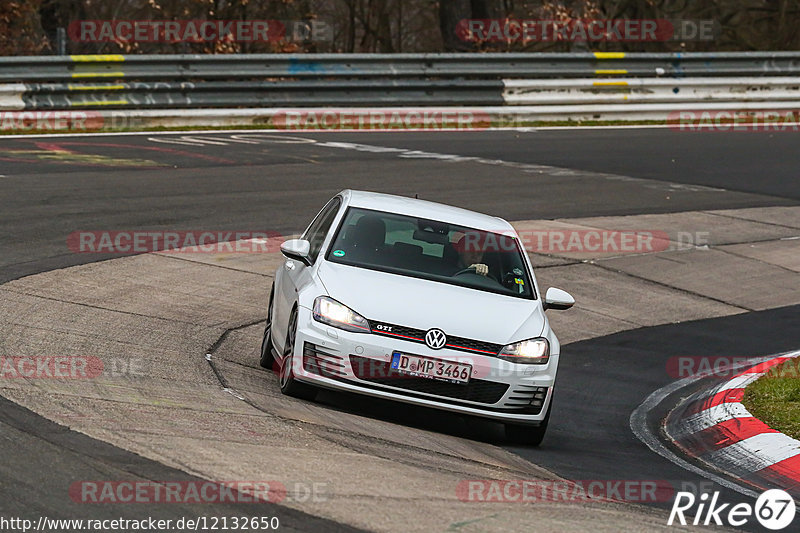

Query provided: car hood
[316,261,545,344]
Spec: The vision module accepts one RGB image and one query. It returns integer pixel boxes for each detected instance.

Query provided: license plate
[390,352,471,384]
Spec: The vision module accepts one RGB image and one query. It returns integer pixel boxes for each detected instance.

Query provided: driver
[454,235,490,277]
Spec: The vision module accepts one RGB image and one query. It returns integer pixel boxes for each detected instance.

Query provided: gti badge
[425,328,447,350]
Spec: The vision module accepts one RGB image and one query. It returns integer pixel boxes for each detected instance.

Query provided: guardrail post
[56,28,67,56]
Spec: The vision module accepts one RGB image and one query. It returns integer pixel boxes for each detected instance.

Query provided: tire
[259,287,276,370]
[278,306,318,401]
[505,401,551,447]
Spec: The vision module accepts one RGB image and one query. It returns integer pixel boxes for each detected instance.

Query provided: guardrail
[4,52,800,82]
[1,52,799,129]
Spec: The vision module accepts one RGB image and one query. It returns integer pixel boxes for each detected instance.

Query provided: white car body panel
[316,261,546,344]
[268,189,571,426]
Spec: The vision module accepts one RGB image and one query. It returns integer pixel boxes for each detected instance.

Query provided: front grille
[303,342,346,378]
[349,355,508,404]
[369,322,426,342]
[368,320,503,356]
[445,335,503,355]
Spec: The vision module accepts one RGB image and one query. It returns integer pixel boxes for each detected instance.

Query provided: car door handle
[284,261,295,271]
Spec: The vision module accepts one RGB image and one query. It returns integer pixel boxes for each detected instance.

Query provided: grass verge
[742,358,800,440]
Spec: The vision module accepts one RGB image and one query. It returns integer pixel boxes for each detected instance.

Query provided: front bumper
[289,306,557,425]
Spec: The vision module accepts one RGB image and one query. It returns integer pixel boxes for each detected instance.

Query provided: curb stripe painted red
[680,418,778,457]
[681,388,745,418]
[666,350,800,496]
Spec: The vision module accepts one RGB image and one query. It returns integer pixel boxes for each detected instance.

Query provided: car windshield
[325,207,535,299]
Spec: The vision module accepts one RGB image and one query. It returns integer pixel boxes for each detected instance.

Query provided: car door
[273,196,343,353]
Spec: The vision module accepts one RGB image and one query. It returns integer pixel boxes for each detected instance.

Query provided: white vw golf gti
[260,190,574,445]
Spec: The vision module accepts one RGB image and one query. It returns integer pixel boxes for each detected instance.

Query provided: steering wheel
[453,268,506,288]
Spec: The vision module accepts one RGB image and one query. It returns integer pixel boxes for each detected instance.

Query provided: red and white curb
[666,350,800,497]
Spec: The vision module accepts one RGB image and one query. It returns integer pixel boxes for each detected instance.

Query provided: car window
[384,217,445,257]
[303,197,341,263]
[325,207,535,299]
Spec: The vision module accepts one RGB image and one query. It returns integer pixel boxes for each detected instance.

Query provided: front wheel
[505,401,551,447]
[279,306,318,401]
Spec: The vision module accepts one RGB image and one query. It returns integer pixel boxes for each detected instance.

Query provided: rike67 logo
[668,489,796,530]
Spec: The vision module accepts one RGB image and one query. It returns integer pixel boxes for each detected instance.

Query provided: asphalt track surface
[2,129,798,284]
[1,128,799,529]
[528,305,800,505]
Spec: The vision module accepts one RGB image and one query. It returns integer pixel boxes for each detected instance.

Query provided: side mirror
[280,239,312,266]
[543,287,575,311]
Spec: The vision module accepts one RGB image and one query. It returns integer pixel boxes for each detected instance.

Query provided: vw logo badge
[425,328,447,350]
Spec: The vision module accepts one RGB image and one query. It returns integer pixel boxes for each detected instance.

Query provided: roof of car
[341,190,514,233]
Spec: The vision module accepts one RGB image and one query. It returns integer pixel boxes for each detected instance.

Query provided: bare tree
[3,0,800,55]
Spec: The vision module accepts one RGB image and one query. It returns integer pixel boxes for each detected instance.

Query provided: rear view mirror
[413,229,448,244]
[280,239,311,265]
[543,287,575,311]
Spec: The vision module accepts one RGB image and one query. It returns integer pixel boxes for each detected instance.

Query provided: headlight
[313,296,370,333]
[498,337,550,364]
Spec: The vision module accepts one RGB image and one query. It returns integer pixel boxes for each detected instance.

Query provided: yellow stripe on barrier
[595,69,628,75]
[67,84,125,91]
[70,100,129,106]
[593,52,626,59]
[70,72,125,78]
[70,54,125,62]
[593,81,629,86]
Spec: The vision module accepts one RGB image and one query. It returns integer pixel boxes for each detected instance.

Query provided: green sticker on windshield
[333,249,345,257]
[515,278,524,285]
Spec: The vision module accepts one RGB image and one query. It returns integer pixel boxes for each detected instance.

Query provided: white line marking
[312,140,728,194]
[0,121,785,141]
[705,433,800,472]
[148,135,248,146]
[228,134,317,144]
[0,128,325,140]
[718,374,761,392]
[147,137,207,146]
